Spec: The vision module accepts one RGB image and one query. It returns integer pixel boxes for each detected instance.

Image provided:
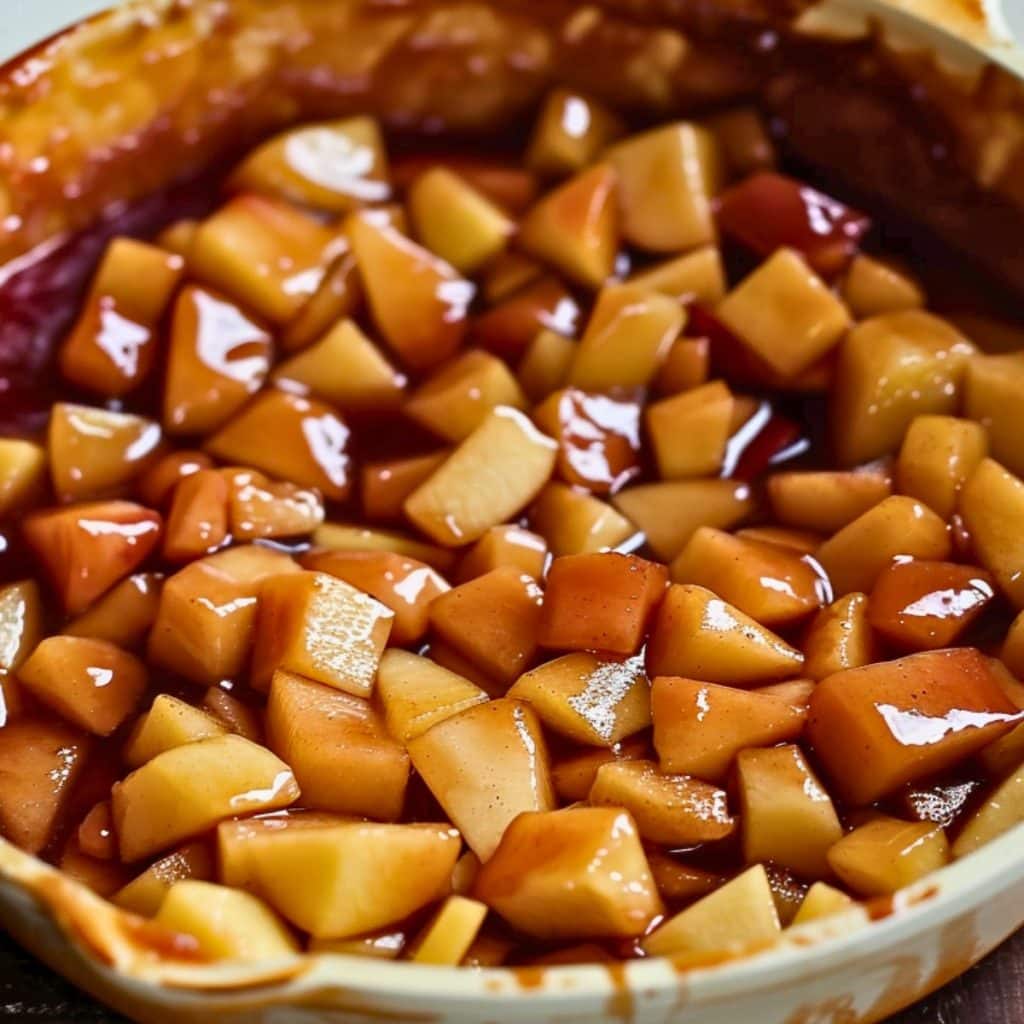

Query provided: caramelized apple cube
[568,284,684,390]
[952,765,1024,858]
[112,734,299,861]
[273,318,405,413]
[516,328,576,402]
[831,311,975,466]
[590,760,734,845]
[227,474,323,542]
[228,116,389,212]
[612,479,753,561]
[313,522,455,573]
[155,880,298,961]
[808,649,1021,805]
[508,652,650,746]
[550,736,649,802]
[646,585,803,686]
[737,526,824,555]
[124,694,227,768]
[409,698,554,860]
[960,459,1024,609]
[202,689,264,745]
[24,501,162,615]
[525,89,624,177]
[392,153,538,213]
[842,254,925,318]
[482,251,543,303]
[791,882,855,926]
[767,467,893,534]
[157,219,198,258]
[706,108,777,177]
[897,415,987,520]
[652,337,710,397]
[0,439,46,517]
[646,380,733,479]
[827,817,950,896]
[607,123,719,252]
[205,390,351,501]
[539,553,666,656]
[362,451,448,523]
[964,351,1024,478]
[0,580,42,672]
[0,719,92,853]
[628,246,726,306]
[652,677,806,781]
[473,276,580,361]
[405,407,557,546]
[162,469,229,562]
[519,164,618,289]
[529,483,635,557]
[411,895,489,966]
[266,670,408,820]
[137,451,214,508]
[191,194,345,324]
[474,807,662,938]
[113,842,215,916]
[802,593,876,680]
[642,864,780,960]
[49,403,163,502]
[76,800,115,861]
[250,570,393,695]
[670,527,827,627]
[456,525,547,583]
[816,496,951,596]
[406,350,526,443]
[64,573,162,649]
[281,248,363,354]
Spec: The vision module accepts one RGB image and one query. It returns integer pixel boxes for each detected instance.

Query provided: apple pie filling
[1,92,1023,969]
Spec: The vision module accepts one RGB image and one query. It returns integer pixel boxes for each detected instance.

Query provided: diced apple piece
[281,247,363,354]
[738,526,824,554]
[509,652,650,746]
[808,649,1022,805]
[539,553,666,656]
[868,560,995,651]
[828,817,950,896]
[653,337,711,396]
[114,843,216,916]
[58,238,184,396]
[473,276,580,361]
[155,880,298,961]
[191,194,345,324]
[952,764,1024,858]
[964,351,1024,478]
[223,818,460,939]
[706,108,777,177]
[77,800,115,860]
[652,677,806,781]
[802,593,876,680]
[49,403,163,502]
[405,407,557,547]
[376,650,488,744]
[716,249,851,378]
[475,807,661,938]
[607,123,719,252]
[647,585,803,686]
[408,168,512,274]
[792,882,855,926]
[0,719,92,853]
[300,549,448,647]
[64,573,162,649]
[842,254,925,318]
[647,851,724,904]
[736,746,842,879]
[273,318,405,413]
[362,452,448,523]
[642,865,780,960]
[646,381,733,479]
[406,350,526,443]
[816,496,951,596]
[590,760,734,845]
[0,580,42,673]
[529,482,635,557]
[137,451,214,508]
[227,474,324,542]
[767,467,893,534]
[250,570,393,695]
[519,163,618,289]
[205,390,352,501]
[162,469,229,562]
[411,896,489,966]
[482,251,543,303]
[612,479,753,561]
[960,458,1024,609]
[347,212,473,370]
[898,416,987,520]
[202,689,265,744]
[409,698,554,860]
[266,670,408,820]
[457,525,547,583]
[228,116,389,212]
[670,527,827,627]
[124,695,227,768]
[551,736,649,801]
[0,439,46,517]
[112,734,299,861]
[831,311,975,466]
[313,522,455,573]
[517,328,576,402]
[629,246,727,306]
[525,88,624,177]
[157,219,198,258]
[567,284,684,390]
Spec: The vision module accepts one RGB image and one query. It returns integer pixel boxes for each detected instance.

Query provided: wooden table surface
[0,927,1021,1022]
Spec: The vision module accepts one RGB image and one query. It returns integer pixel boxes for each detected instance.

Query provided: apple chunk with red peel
[408,698,555,861]
[807,648,1022,806]
[24,501,163,616]
[266,670,409,821]
[405,406,557,547]
[250,570,393,695]
[112,734,299,861]
[474,807,662,940]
